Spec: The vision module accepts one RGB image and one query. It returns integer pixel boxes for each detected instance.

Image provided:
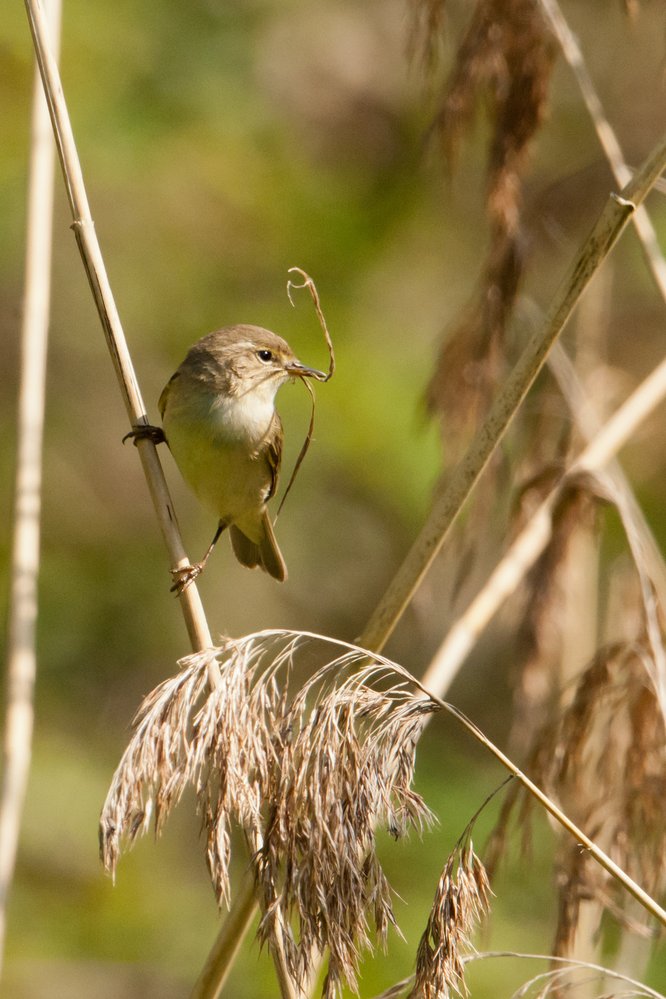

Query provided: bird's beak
[285,360,328,382]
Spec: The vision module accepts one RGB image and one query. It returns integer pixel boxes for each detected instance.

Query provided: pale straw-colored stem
[463,951,666,999]
[549,343,666,607]
[22,0,217,669]
[20,2,302,993]
[360,133,666,653]
[190,874,258,999]
[420,695,666,927]
[539,0,666,302]
[423,351,666,695]
[0,0,61,976]
[423,7,666,699]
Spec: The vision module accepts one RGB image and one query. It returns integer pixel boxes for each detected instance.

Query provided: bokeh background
[1,0,665,996]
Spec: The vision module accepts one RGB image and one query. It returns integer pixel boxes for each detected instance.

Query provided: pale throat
[210,377,282,444]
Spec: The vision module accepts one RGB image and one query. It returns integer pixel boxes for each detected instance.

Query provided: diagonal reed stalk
[419,689,666,928]
[197,18,666,992]
[22,4,304,994]
[198,142,666,998]
[0,0,61,977]
[539,0,666,302]
[20,3,296,997]
[23,0,666,993]
[360,131,666,653]
[195,139,666,997]
[423,348,666,698]
[423,0,666,704]
[22,0,216,667]
[548,342,666,609]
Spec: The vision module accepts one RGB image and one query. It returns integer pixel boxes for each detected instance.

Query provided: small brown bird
[157,324,325,589]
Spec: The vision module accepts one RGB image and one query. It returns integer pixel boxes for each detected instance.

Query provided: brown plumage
[158,325,324,589]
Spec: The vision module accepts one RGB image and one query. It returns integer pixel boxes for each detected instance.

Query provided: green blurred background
[2,0,665,995]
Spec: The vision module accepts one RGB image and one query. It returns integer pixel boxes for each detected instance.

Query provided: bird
[139,324,326,590]
[141,323,327,591]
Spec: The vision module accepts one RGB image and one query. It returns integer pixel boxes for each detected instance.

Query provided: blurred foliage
[1,0,666,995]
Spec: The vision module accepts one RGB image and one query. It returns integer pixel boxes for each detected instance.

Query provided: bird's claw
[169,562,204,594]
[123,424,166,446]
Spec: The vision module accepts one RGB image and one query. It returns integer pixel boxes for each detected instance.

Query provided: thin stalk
[549,343,666,608]
[422,9,666,705]
[21,1,298,993]
[420,695,666,927]
[462,951,666,999]
[22,0,217,669]
[198,137,666,995]
[360,133,666,652]
[539,0,666,302]
[0,0,61,975]
[190,874,257,999]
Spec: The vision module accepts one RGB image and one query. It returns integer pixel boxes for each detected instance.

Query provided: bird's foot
[123,424,166,446]
[169,562,204,594]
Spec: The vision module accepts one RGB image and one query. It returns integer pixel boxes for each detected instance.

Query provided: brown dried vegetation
[100,632,439,996]
[418,0,555,446]
[410,837,491,999]
[488,641,666,957]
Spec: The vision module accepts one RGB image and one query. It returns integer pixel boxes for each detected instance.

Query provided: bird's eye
[257,349,273,362]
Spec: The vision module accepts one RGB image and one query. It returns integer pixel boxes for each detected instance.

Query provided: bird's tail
[230,513,287,582]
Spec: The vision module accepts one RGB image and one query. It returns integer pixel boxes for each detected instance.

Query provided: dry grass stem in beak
[287,266,336,381]
[277,377,317,518]
[276,267,335,517]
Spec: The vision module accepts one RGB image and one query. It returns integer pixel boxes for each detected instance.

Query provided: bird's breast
[162,385,275,526]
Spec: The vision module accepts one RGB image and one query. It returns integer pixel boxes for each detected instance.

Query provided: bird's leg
[169,520,229,593]
[123,424,166,446]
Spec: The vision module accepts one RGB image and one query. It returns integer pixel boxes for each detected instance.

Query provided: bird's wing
[265,412,283,501]
[158,372,180,420]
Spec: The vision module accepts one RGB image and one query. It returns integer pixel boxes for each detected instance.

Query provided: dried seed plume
[99,630,438,996]
[411,835,491,998]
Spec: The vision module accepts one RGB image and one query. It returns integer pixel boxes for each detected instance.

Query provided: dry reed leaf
[511,477,602,748]
[278,267,335,517]
[407,0,449,71]
[99,630,439,996]
[604,475,666,721]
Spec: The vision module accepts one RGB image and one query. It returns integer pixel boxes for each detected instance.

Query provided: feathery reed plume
[487,642,666,954]
[414,0,555,447]
[411,834,491,998]
[100,631,438,996]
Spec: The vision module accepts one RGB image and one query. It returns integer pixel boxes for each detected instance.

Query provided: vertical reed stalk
[22,0,217,666]
[19,3,300,994]
[0,0,61,975]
